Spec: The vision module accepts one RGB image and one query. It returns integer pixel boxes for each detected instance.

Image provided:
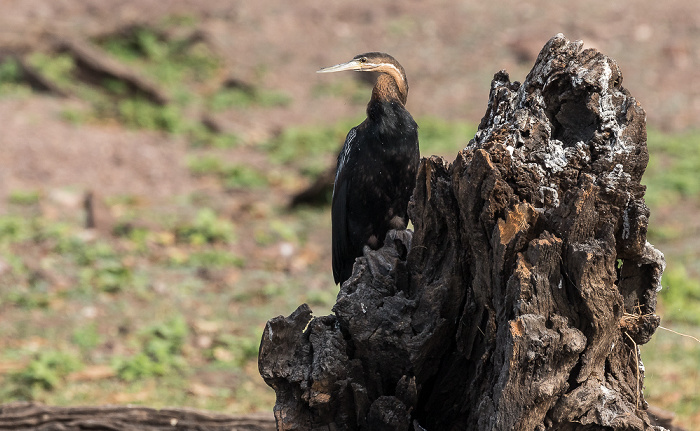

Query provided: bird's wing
[334,127,355,186]
[331,127,357,284]
[332,176,349,284]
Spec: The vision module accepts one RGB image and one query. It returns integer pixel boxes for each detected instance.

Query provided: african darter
[317,52,420,285]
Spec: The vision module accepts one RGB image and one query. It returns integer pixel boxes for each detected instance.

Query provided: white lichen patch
[643,241,666,292]
[570,65,590,88]
[596,61,633,160]
[541,140,568,173]
[575,141,591,162]
[598,384,622,425]
[601,164,632,194]
[539,186,560,208]
[599,384,614,400]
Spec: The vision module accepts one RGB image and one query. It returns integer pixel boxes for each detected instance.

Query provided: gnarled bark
[259,34,668,430]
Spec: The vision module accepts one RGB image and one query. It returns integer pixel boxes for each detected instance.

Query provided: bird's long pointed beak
[317,59,363,73]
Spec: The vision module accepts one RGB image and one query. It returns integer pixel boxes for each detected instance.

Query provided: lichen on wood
[259,34,668,431]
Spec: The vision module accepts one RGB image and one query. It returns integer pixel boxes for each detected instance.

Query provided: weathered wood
[0,402,276,431]
[15,56,71,97]
[259,34,672,430]
[57,37,171,105]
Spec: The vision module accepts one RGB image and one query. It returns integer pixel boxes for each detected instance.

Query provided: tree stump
[258,34,668,430]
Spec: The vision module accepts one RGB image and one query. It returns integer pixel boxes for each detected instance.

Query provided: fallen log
[259,34,672,430]
[56,37,171,105]
[288,166,334,207]
[15,56,71,97]
[0,402,276,431]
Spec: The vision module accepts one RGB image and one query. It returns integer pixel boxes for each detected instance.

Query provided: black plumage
[317,52,420,285]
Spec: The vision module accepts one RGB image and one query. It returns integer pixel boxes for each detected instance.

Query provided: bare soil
[0,0,698,203]
[0,0,698,427]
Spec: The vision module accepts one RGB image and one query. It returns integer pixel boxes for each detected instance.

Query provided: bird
[317,52,420,285]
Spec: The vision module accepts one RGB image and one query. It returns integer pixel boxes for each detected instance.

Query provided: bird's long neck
[370,71,408,106]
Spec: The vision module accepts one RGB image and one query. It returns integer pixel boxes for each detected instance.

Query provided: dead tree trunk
[258,34,667,430]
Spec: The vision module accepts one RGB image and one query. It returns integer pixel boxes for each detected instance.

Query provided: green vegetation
[207,87,291,111]
[418,117,477,157]
[644,128,700,208]
[0,57,31,96]
[4,351,82,399]
[8,190,41,206]
[0,57,22,83]
[72,323,102,353]
[2,23,291,150]
[657,264,700,326]
[174,208,236,245]
[262,116,475,181]
[0,201,286,410]
[642,324,700,427]
[98,27,221,85]
[179,249,245,268]
[0,123,698,426]
[26,53,75,89]
[265,122,356,164]
[264,118,360,177]
[114,316,188,381]
[0,19,698,426]
[187,156,268,189]
[116,98,184,132]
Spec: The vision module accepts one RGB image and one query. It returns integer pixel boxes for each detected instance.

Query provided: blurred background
[0,0,698,428]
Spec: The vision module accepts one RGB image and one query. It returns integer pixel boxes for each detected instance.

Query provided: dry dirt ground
[0,0,699,204]
[0,0,698,426]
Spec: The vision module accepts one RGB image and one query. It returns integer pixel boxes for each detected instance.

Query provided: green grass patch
[418,117,476,158]
[187,156,268,189]
[26,53,75,90]
[60,108,91,125]
[79,256,133,294]
[265,119,358,165]
[72,323,102,353]
[205,334,259,367]
[0,57,22,83]
[642,324,700,430]
[6,351,82,399]
[98,27,221,86]
[5,282,51,309]
[264,118,360,178]
[174,208,236,245]
[116,97,184,132]
[189,125,240,149]
[658,264,700,326]
[207,87,291,111]
[0,215,33,243]
[160,14,199,29]
[174,249,245,269]
[262,117,476,180]
[644,128,700,207]
[114,315,188,381]
[0,57,32,96]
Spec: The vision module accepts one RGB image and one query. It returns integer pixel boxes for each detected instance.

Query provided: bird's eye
[359,57,367,63]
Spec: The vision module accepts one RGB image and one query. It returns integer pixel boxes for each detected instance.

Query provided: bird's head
[317,52,408,104]
[317,52,404,76]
